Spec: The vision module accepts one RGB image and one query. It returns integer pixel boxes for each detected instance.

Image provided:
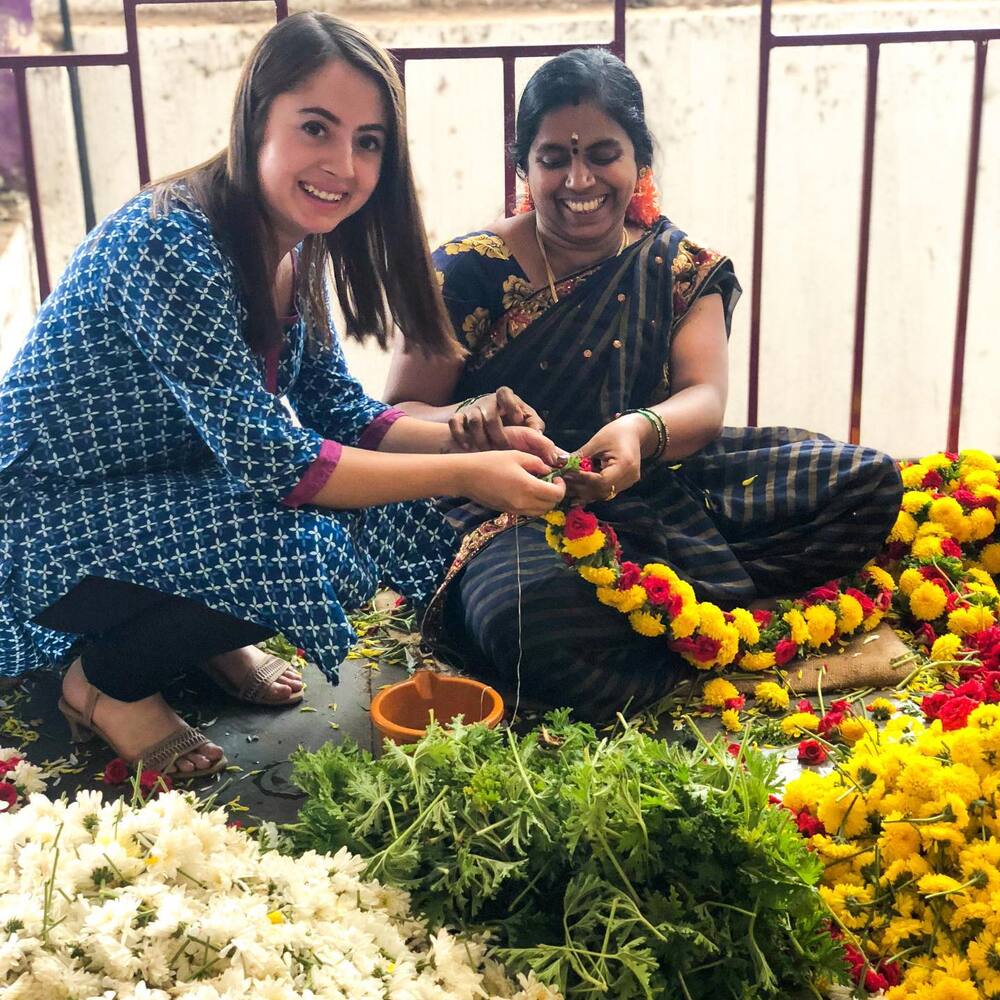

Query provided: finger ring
[606,484,618,501]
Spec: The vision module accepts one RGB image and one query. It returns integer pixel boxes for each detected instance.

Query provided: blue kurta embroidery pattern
[0,192,457,681]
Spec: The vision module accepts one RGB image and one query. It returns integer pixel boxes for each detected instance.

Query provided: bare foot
[62,658,224,774]
[205,645,303,703]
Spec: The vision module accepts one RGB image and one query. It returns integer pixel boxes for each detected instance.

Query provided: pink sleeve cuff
[357,406,406,450]
[282,438,343,508]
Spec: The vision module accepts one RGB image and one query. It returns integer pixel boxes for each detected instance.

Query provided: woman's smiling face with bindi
[257,58,388,255]
[527,100,638,247]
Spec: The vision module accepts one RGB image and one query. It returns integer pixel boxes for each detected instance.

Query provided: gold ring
[606,484,618,501]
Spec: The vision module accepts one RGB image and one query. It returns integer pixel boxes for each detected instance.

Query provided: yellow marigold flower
[899,566,927,596]
[879,814,922,863]
[912,535,944,560]
[901,463,930,488]
[562,530,606,559]
[865,563,896,592]
[867,697,896,720]
[948,605,996,636]
[966,467,1000,489]
[783,608,810,645]
[889,510,919,543]
[543,510,566,526]
[862,613,882,632]
[670,604,700,639]
[716,628,740,667]
[782,771,830,814]
[981,543,1000,575]
[902,490,934,513]
[616,586,649,613]
[923,452,955,470]
[697,602,728,640]
[930,632,963,661]
[930,496,966,535]
[730,607,760,645]
[754,680,789,712]
[818,883,873,930]
[544,525,561,551]
[702,677,739,707]
[910,581,949,621]
[917,873,964,897]
[780,712,820,737]
[839,717,868,744]
[578,565,616,586]
[969,507,997,541]
[739,650,777,671]
[629,610,666,637]
[837,593,864,634]
[966,566,998,588]
[720,708,742,733]
[916,520,950,538]
[960,449,999,472]
[804,604,837,647]
[816,790,869,838]
[642,562,680,585]
[969,704,1000,729]
[596,586,621,608]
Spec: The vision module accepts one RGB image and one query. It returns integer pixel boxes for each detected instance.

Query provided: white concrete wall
[3,0,999,455]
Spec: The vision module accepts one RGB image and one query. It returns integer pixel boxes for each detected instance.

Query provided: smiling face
[526,100,639,247]
[256,57,388,255]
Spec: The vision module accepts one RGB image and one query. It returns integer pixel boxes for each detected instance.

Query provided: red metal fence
[1,0,996,449]
[749,0,998,450]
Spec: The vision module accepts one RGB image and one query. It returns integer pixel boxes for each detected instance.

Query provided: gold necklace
[534,225,629,303]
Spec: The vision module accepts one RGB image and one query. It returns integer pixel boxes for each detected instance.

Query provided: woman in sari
[387,48,902,720]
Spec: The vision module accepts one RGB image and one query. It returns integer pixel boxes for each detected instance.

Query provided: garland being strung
[543,449,1000,676]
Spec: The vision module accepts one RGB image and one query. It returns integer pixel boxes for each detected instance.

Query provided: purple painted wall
[0,0,32,190]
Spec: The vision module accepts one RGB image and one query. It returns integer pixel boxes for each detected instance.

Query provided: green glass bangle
[455,394,486,412]
[621,407,669,462]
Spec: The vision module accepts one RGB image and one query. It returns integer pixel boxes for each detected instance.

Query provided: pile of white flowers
[0,788,560,999]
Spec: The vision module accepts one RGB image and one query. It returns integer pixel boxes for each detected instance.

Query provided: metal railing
[0,0,624,301]
[748,0,998,450]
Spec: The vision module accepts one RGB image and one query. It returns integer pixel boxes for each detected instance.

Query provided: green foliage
[289,713,844,999]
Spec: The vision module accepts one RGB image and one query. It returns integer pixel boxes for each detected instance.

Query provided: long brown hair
[153,13,459,358]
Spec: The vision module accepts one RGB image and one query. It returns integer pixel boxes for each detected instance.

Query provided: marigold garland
[544,450,1000,682]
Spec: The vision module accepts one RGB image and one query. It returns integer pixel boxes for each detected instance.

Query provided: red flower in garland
[103,757,129,785]
[805,583,840,603]
[642,575,678,610]
[797,739,828,765]
[795,809,825,837]
[563,508,599,540]
[922,469,944,488]
[670,635,722,663]
[774,639,799,666]
[845,587,876,619]
[0,782,17,810]
[940,537,963,559]
[913,622,937,648]
[751,608,773,627]
[618,561,642,590]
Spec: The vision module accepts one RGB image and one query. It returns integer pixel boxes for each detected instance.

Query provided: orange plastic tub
[370,670,505,745]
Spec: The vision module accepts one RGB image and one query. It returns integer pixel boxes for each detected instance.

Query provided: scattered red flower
[0,782,17,809]
[139,769,173,798]
[797,739,829,765]
[102,757,129,785]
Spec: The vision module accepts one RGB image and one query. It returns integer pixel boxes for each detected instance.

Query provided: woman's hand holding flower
[568,414,650,503]
[448,386,544,451]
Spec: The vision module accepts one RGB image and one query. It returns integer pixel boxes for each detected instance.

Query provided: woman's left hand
[566,416,647,503]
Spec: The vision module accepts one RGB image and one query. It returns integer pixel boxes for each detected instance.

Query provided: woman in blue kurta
[388,49,903,720]
[0,14,564,775]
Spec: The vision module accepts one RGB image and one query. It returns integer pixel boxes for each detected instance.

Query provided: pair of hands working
[451,386,646,505]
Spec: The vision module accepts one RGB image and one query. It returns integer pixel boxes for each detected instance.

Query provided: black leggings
[33,576,274,702]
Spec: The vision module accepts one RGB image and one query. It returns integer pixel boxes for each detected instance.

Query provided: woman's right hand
[459,451,565,516]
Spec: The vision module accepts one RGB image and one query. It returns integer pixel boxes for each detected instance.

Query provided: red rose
[914,622,937,648]
[880,961,902,987]
[0,755,21,777]
[795,809,825,837]
[946,591,961,612]
[0,782,17,810]
[940,538,963,559]
[864,970,889,993]
[953,679,987,701]
[724,695,746,711]
[817,710,845,735]
[806,583,840,603]
[843,944,866,980]
[796,698,813,713]
[139,770,173,798]
[939,696,978,731]
[752,608,773,627]
[886,541,909,560]
[564,507,599,540]
[670,635,722,663]
[922,469,943,488]
[618,561,642,590]
[845,587,876,619]
[829,699,850,713]
[726,742,742,758]
[603,524,622,557]
[797,739,828,765]
[642,576,674,607]
[774,639,798,666]
[103,757,129,785]
[922,691,950,721]
[578,456,594,473]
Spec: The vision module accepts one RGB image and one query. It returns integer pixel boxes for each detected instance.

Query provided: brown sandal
[201,654,303,707]
[58,681,227,779]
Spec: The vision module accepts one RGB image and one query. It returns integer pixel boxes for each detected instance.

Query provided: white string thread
[511,519,524,725]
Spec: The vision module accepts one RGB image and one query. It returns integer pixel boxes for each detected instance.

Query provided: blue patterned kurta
[0,192,457,681]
